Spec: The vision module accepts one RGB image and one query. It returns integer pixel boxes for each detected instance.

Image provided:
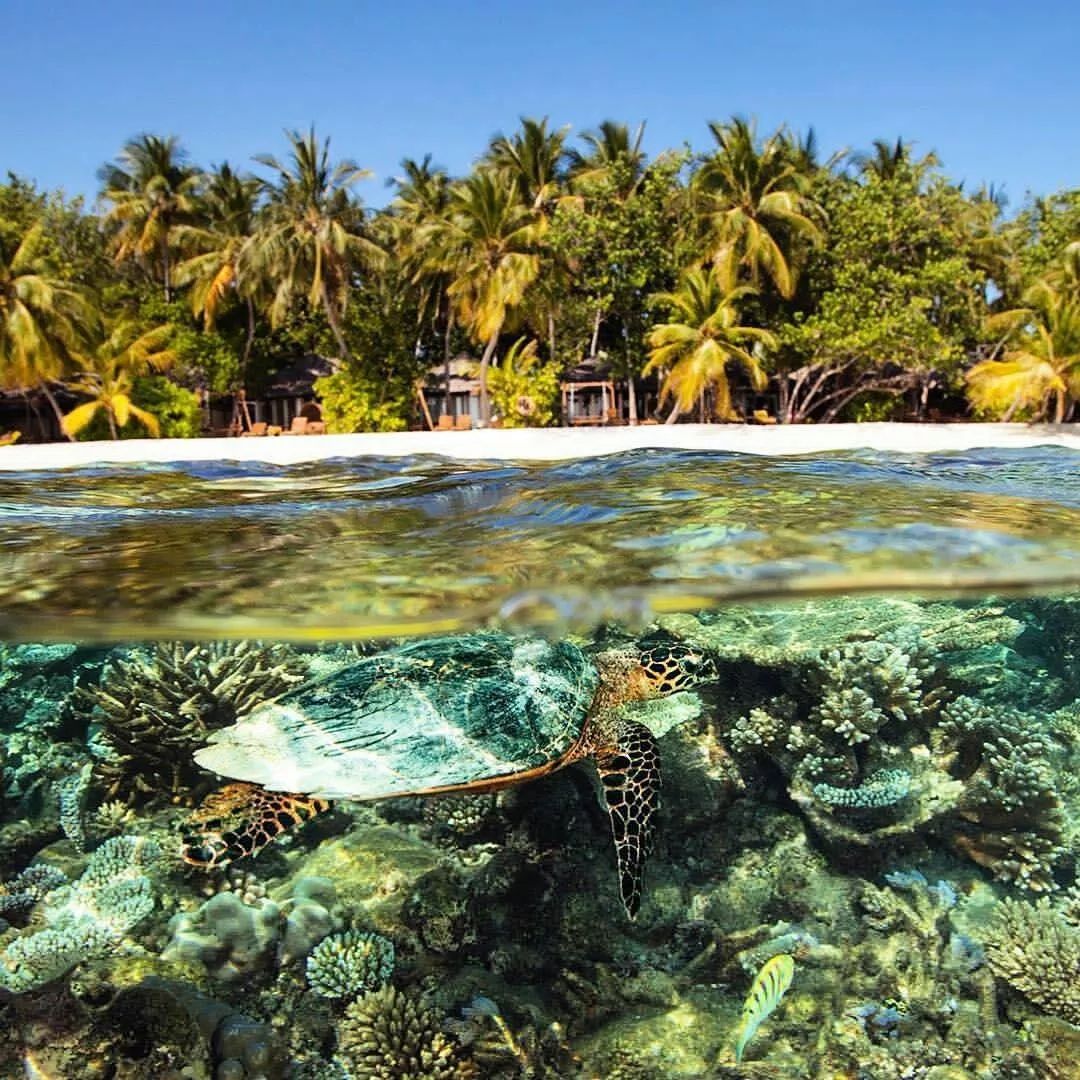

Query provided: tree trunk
[107,409,119,440]
[777,373,789,424]
[1054,391,1066,424]
[162,235,172,304]
[548,312,557,364]
[590,308,602,357]
[627,376,638,425]
[320,280,354,369]
[479,329,500,424]
[664,401,682,425]
[39,383,74,442]
[242,297,256,386]
[443,307,453,413]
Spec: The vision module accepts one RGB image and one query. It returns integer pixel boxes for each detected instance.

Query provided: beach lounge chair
[437,414,454,431]
[241,422,268,437]
[306,421,326,434]
[454,414,472,431]
[284,416,309,435]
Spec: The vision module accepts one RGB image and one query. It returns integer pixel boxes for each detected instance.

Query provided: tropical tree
[966,281,1080,422]
[487,337,561,427]
[0,221,97,436]
[62,322,177,438]
[853,137,939,182]
[419,170,544,421]
[690,117,824,298]
[645,264,776,422]
[173,163,263,378]
[566,121,647,197]
[249,128,383,367]
[98,135,201,301]
[485,117,568,211]
[390,155,456,406]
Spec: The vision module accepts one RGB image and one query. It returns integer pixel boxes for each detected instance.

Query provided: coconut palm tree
[173,163,263,376]
[390,155,455,408]
[249,127,383,368]
[418,170,544,422]
[966,281,1080,422]
[62,322,176,439]
[566,120,647,196]
[98,134,201,301]
[853,137,939,182]
[645,263,776,422]
[0,221,98,437]
[691,117,824,298]
[485,117,568,211]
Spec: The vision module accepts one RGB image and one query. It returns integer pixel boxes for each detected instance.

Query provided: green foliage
[71,376,201,440]
[1010,189,1080,283]
[314,370,411,433]
[487,338,561,427]
[780,167,987,380]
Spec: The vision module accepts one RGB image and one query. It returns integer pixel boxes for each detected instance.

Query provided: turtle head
[637,643,717,695]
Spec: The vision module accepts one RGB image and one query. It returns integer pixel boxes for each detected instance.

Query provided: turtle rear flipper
[595,720,661,920]
[182,782,331,869]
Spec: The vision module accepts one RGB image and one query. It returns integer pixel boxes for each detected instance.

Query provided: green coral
[306,929,395,1000]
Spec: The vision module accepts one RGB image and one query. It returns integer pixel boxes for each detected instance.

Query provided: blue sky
[3,0,1078,212]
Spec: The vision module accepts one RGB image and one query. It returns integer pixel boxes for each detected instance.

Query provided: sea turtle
[182,632,717,917]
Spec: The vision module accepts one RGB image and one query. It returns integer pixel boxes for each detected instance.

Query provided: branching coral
[0,835,161,993]
[306,929,395,1000]
[76,641,306,802]
[336,985,477,1079]
[984,897,1080,1025]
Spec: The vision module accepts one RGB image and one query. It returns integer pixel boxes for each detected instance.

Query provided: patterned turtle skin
[184,632,717,918]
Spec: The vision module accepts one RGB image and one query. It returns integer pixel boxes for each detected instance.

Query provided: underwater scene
[1,448,1079,1079]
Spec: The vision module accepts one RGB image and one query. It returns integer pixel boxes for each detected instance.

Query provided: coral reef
[336,985,476,1079]
[984,896,1080,1025]
[306,929,395,1000]
[0,835,162,992]
[75,641,306,802]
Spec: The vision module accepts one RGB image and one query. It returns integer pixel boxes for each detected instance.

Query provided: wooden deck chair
[306,420,326,434]
[241,421,268,437]
[284,416,309,435]
[437,414,454,430]
[454,414,473,431]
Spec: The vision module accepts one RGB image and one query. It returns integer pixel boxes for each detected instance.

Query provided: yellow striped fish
[732,953,795,1063]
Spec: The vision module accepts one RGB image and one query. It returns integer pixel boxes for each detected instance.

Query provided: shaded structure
[204,354,332,434]
[560,356,620,425]
[420,354,481,428]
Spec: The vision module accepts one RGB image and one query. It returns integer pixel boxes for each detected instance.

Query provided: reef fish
[732,952,795,1063]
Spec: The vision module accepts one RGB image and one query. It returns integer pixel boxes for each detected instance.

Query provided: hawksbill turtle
[182,632,717,917]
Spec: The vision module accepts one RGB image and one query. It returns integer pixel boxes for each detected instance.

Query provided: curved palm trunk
[319,280,354,370]
[479,329,500,424]
[443,303,454,414]
[39,383,74,442]
[664,401,682,425]
[242,297,256,382]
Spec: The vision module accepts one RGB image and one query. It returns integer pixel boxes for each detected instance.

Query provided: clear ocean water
[0,447,1078,1078]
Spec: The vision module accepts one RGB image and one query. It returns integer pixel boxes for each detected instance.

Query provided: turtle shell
[193,632,599,799]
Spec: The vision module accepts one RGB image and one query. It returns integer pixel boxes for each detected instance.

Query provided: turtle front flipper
[181,782,332,869]
[594,720,661,920]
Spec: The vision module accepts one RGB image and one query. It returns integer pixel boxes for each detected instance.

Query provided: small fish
[732,953,795,1063]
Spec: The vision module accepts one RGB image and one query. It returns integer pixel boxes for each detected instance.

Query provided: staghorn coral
[984,897,1080,1025]
[76,641,306,802]
[941,696,1066,892]
[56,762,92,852]
[0,864,68,925]
[0,835,161,993]
[90,799,136,838]
[336,985,476,1079]
[306,929,395,1000]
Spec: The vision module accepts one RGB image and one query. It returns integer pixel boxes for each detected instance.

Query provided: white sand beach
[1,422,1079,470]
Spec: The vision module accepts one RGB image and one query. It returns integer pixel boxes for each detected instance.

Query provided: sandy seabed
[1,421,1079,470]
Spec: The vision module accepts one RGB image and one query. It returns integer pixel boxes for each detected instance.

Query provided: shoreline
[1,422,1080,470]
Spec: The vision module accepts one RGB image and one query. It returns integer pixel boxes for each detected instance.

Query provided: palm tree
[98,134,201,301]
[390,155,456,407]
[418,170,544,422]
[645,264,776,422]
[173,163,263,377]
[966,281,1080,422]
[566,120,647,196]
[63,322,176,439]
[0,222,97,437]
[853,138,939,182]
[691,117,824,298]
[485,117,568,211]
[249,128,383,368]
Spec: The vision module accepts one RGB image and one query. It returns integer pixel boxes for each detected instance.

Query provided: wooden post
[416,384,435,431]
